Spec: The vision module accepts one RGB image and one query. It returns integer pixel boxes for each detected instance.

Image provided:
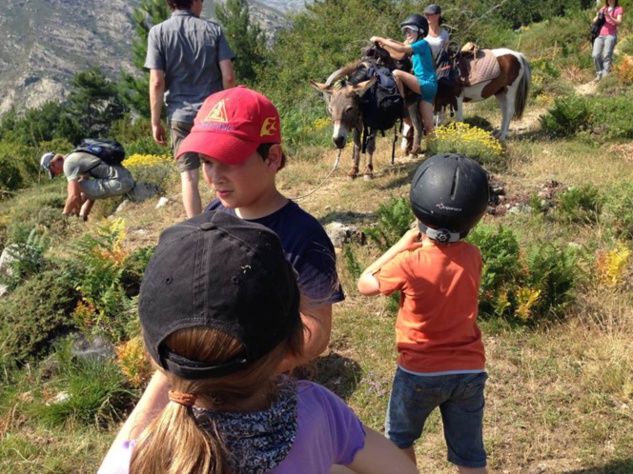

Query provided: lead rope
[291,150,342,201]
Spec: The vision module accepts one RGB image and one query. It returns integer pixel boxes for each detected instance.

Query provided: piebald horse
[437,47,531,141]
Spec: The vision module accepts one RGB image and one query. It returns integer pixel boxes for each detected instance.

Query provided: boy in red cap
[103,87,345,453]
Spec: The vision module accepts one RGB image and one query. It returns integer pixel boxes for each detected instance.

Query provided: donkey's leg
[348,127,361,179]
[455,94,464,122]
[408,101,424,156]
[364,135,375,180]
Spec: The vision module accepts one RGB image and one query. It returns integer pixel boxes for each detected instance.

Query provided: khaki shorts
[81,173,135,201]
[170,120,200,173]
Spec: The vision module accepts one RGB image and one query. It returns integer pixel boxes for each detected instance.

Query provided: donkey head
[310,77,376,149]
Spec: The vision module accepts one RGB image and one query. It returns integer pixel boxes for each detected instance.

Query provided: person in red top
[358,154,490,474]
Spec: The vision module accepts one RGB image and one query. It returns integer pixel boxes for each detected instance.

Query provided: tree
[119,0,171,118]
[260,0,411,108]
[66,67,128,137]
[215,0,267,85]
[0,102,82,147]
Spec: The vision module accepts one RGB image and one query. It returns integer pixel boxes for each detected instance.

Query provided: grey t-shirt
[63,152,131,182]
[145,10,236,123]
[425,28,450,64]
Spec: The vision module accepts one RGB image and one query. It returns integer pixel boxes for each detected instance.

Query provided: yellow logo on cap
[260,117,277,137]
[203,99,229,123]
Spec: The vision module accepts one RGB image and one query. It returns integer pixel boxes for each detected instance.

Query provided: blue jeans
[385,368,488,468]
[593,34,617,77]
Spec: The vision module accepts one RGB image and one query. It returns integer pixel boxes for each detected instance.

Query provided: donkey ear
[353,76,377,96]
[310,81,332,94]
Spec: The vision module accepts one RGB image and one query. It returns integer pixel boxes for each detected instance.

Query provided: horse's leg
[494,90,513,141]
[401,121,413,153]
[455,93,464,122]
[364,134,375,180]
[348,127,361,179]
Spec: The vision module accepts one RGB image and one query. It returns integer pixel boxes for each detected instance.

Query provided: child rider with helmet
[370,13,438,140]
[357,153,490,474]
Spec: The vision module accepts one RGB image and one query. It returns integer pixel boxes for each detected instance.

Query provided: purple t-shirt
[98,381,366,474]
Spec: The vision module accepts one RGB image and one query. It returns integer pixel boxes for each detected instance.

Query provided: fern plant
[363,197,414,252]
[67,219,135,342]
[2,227,50,290]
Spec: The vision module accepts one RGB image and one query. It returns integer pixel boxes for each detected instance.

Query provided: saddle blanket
[457,49,500,86]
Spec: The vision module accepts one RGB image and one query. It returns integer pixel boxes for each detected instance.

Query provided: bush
[428,122,504,168]
[601,182,633,239]
[555,184,604,224]
[121,153,178,193]
[0,269,79,363]
[0,227,50,290]
[120,245,155,297]
[468,224,580,325]
[540,95,593,138]
[66,219,136,343]
[24,345,134,428]
[279,106,333,157]
[115,336,152,389]
[363,197,414,252]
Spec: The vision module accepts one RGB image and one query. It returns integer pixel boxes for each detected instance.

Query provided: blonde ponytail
[130,322,303,474]
[130,400,230,474]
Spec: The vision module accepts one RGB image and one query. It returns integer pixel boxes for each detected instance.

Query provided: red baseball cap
[177,86,282,165]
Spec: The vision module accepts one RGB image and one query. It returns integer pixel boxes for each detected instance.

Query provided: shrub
[279,106,333,156]
[0,227,50,290]
[540,95,593,138]
[121,153,177,192]
[468,224,580,325]
[67,219,136,343]
[0,269,79,363]
[613,54,633,86]
[115,336,152,389]
[25,348,134,428]
[428,122,504,168]
[363,197,414,252]
[524,243,580,320]
[120,246,155,297]
[591,95,633,140]
[601,182,633,239]
[342,243,363,280]
[596,242,632,289]
[555,184,604,224]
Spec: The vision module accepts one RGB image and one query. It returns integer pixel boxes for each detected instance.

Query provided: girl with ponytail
[99,211,418,474]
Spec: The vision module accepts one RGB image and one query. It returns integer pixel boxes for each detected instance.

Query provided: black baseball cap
[139,211,301,380]
[424,4,442,15]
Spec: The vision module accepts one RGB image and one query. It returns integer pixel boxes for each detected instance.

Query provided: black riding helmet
[400,13,429,37]
[410,154,489,243]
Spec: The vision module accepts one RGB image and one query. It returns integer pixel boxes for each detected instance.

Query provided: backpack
[360,62,404,131]
[590,10,606,44]
[72,138,126,166]
[435,48,456,90]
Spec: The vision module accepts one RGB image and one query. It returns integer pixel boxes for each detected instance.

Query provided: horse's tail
[513,53,531,120]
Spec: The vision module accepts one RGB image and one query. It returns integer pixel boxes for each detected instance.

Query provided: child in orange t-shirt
[358,153,490,474]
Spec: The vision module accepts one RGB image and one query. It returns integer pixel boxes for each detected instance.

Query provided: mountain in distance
[0,0,303,119]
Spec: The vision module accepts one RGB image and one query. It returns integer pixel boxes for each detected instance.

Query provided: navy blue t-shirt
[205,200,345,305]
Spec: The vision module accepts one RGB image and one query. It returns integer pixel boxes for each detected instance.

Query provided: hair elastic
[168,390,197,407]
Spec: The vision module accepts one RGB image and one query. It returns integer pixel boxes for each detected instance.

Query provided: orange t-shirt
[375,237,485,373]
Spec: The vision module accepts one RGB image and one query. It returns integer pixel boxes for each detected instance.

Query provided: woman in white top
[423,4,450,65]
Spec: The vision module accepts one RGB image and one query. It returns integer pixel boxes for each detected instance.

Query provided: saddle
[455,42,500,86]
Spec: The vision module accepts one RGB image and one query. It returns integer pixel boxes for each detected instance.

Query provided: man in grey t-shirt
[40,151,135,220]
[145,0,236,218]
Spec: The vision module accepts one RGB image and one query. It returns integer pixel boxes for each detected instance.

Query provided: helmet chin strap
[418,223,467,243]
